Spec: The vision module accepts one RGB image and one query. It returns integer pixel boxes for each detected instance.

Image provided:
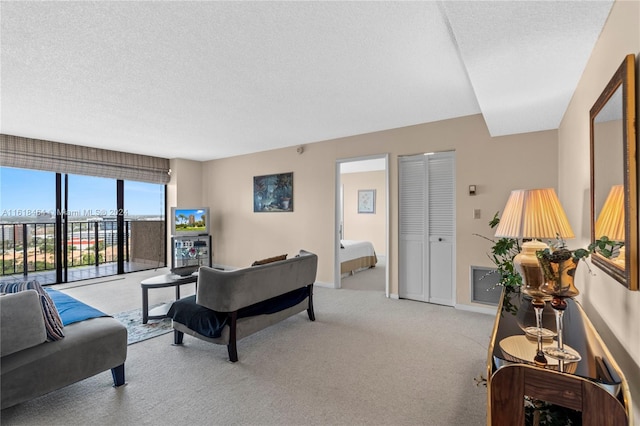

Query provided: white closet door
[399,155,427,301]
[399,152,455,305]
[427,152,455,306]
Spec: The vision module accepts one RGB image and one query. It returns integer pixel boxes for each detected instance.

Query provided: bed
[340,240,378,276]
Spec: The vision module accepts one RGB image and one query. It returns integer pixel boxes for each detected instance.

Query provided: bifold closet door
[426,152,455,306]
[399,152,455,306]
[399,155,427,301]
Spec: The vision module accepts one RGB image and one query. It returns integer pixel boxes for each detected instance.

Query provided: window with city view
[1,166,166,284]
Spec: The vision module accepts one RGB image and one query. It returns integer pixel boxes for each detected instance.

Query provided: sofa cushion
[0,281,65,341]
[251,254,287,266]
[0,290,48,357]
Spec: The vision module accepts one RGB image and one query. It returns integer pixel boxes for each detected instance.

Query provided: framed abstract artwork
[358,189,375,214]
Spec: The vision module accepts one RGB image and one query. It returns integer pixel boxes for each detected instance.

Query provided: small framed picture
[358,189,376,214]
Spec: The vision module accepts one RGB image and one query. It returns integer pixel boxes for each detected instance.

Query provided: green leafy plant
[536,235,624,283]
[474,212,522,316]
[474,212,522,289]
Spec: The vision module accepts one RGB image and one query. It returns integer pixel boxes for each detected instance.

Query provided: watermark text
[1,209,128,217]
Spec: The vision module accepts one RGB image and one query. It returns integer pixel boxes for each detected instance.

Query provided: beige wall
[166,158,204,260]
[558,0,640,418]
[341,171,386,255]
[167,159,203,208]
[200,113,558,303]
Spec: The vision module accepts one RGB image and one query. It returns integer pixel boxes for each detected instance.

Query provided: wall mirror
[590,53,637,290]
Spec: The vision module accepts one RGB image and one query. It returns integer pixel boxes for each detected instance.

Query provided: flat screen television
[170,207,210,236]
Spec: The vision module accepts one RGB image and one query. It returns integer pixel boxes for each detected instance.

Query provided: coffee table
[140,273,198,324]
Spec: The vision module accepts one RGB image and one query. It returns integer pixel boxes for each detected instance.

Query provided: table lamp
[494,188,575,297]
[595,184,625,266]
[494,188,575,353]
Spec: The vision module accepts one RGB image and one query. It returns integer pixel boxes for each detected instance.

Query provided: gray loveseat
[1,289,127,409]
[169,249,318,362]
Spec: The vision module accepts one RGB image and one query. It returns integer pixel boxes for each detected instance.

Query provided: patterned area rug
[112,304,173,345]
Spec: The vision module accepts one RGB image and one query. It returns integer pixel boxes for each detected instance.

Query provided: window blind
[0,134,170,184]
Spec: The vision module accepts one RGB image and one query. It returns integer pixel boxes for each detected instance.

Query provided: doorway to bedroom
[335,155,389,296]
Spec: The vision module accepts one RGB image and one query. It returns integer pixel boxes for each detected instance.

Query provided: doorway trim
[334,153,390,297]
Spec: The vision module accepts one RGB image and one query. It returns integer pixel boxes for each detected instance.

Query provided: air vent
[470,266,502,305]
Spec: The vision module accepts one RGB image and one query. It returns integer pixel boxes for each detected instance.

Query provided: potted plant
[475,213,523,287]
[474,212,523,315]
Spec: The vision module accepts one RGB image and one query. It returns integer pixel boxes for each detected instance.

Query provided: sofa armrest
[1,290,47,357]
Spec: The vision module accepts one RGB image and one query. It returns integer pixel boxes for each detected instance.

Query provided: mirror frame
[590,54,637,291]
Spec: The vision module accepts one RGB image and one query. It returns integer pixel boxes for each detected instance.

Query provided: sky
[0,167,165,218]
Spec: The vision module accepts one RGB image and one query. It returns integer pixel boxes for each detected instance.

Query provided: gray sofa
[169,249,318,362]
[1,289,127,409]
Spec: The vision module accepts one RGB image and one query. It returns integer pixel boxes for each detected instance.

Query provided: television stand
[171,235,212,274]
[140,273,198,324]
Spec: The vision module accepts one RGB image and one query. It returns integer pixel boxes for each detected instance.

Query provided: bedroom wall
[201,113,557,306]
[557,0,639,418]
[340,170,386,255]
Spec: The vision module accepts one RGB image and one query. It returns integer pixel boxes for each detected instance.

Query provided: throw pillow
[251,254,288,266]
[0,280,65,341]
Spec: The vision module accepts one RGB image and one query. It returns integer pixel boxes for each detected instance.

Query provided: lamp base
[515,240,549,299]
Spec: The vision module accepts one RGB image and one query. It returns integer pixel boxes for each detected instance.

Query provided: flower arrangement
[536,235,623,277]
[535,236,623,297]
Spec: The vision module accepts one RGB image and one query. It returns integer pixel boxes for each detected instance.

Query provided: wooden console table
[486,289,632,425]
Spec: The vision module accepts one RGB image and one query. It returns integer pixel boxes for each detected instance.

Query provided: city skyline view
[0,167,165,219]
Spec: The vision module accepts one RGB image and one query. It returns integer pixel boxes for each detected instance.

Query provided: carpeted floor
[1,273,495,426]
[340,255,386,292]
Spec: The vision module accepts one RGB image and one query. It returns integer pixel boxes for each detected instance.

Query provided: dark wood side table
[140,273,198,324]
[486,289,632,425]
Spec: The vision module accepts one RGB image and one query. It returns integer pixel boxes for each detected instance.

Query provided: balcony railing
[1,221,131,276]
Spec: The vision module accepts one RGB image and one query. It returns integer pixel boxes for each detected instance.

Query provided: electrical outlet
[473,209,481,219]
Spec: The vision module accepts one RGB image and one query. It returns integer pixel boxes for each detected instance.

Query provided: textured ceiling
[0,1,613,161]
